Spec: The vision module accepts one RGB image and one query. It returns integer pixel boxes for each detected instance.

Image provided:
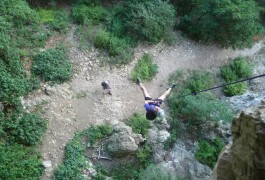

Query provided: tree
[178,0,263,49]
[125,0,175,44]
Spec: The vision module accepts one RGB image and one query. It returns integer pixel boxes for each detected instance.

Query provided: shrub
[187,71,215,93]
[223,82,248,96]
[0,0,47,49]
[221,57,253,96]
[0,57,38,105]
[136,144,152,167]
[127,113,151,137]
[31,46,72,84]
[0,143,44,179]
[38,9,70,32]
[72,5,108,25]
[131,54,159,82]
[177,0,263,49]
[4,112,48,146]
[171,94,234,130]
[86,124,113,146]
[54,131,89,179]
[125,0,175,43]
[95,29,133,64]
[139,164,178,180]
[195,138,224,168]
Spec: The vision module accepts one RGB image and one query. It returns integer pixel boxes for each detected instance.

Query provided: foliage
[131,54,159,82]
[95,29,133,65]
[54,131,89,179]
[0,55,39,105]
[179,94,234,125]
[187,71,215,93]
[77,0,101,6]
[38,9,70,32]
[139,164,180,180]
[4,112,48,146]
[86,124,113,146]
[0,0,47,49]
[195,138,224,168]
[177,0,263,49]
[223,83,248,96]
[127,113,151,137]
[111,163,142,180]
[72,5,108,25]
[136,144,152,167]
[125,0,176,44]
[221,57,253,96]
[32,46,72,84]
[0,143,44,179]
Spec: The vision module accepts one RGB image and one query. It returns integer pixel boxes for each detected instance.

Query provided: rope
[175,73,265,99]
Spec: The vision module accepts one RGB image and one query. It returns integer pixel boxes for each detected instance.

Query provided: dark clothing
[101,81,111,90]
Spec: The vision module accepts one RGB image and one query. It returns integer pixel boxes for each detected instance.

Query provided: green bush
[86,124,113,146]
[77,0,101,6]
[54,131,90,179]
[169,94,234,131]
[125,0,175,43]
[32,46,72,84]
[187,71,215,93]
[0,143,44,179]
[177,0,263,49]
[127,113,151,137]
[195,138,224,168]
[0,55,39,104]
[131,54,159,82]
[95,29,133,64]
[4,112,47,146]
[72,5,108,25]
[139,164,179,180]
[0,0,47,49]
[38,9,70,32]
[223,82,248,96]
[221,57,253,96]
[136,145,152,167]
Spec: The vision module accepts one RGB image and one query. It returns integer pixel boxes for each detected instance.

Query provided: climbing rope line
[175,73,265,99]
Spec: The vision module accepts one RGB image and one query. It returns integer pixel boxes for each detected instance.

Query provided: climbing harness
[175,73,265,99]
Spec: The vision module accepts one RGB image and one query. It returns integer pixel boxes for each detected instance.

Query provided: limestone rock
[147,120,170,162]
[107,122,144,157]
[212,100,265,180]
[161,142,212,180]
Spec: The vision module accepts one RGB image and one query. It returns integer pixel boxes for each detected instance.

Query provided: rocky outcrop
[212,100,265,180]
[161,141,212,180]
[107,122,145,157]
[147,118,170,162]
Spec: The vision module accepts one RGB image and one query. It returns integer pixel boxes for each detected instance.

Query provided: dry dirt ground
[23,27,264,179]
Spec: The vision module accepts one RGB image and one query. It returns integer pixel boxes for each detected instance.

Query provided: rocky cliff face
[212,100,265,180]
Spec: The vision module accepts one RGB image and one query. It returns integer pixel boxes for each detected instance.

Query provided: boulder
[107,122,144,157]
[212,100,265,180]
[147,118,170,162]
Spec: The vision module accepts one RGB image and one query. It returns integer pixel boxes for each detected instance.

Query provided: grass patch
[131,54,159,82]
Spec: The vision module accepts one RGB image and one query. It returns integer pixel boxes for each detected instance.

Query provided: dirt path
[24,27,264,179]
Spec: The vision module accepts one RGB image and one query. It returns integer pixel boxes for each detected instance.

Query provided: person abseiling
[137,78,175,120]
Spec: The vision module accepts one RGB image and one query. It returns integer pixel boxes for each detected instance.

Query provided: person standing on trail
[101,80,112,95]
[137,78,175,120]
